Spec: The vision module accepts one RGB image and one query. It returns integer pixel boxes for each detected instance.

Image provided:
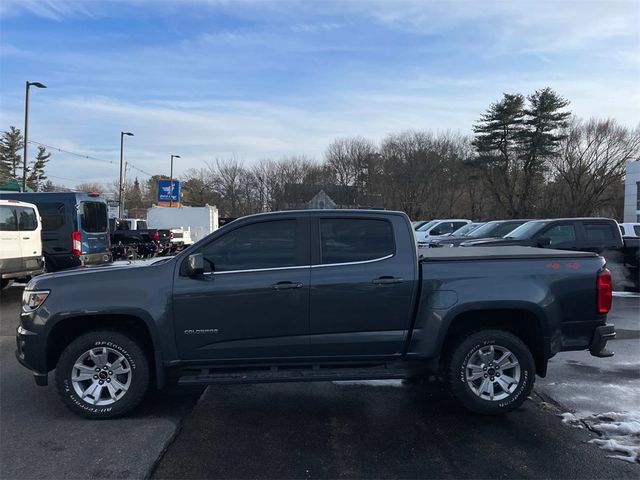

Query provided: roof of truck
[420,246,598,262]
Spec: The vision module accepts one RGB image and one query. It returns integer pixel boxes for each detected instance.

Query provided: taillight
[72,231,82,256]
[597,268,612,314]
[153,231,159,241]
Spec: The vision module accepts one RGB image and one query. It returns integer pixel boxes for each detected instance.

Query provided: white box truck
[146,205,219,246]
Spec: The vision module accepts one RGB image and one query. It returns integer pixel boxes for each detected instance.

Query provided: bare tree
[325,137,377,189]
[548,118,640,216]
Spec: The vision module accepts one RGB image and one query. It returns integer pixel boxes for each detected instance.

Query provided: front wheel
[446,330,535,415]
[55,330,150,419]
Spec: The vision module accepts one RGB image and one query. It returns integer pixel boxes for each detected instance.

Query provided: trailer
[146,205,219,244]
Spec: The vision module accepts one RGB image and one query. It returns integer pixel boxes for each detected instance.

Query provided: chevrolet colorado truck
[16,210,615,419]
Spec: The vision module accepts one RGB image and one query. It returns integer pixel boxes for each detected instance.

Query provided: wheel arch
[46,313,165,387]
[438,305,549,376]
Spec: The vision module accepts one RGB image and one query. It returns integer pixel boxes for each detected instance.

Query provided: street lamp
[23,81,47,191]
[169,154,181,207]
[119,131,134,217]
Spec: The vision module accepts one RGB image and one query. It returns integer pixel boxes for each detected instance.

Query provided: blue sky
[0,0,638,188]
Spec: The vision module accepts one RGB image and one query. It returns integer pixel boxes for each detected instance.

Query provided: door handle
[372,276,404,285]
[22,237,30,240]
[270,281,303,290]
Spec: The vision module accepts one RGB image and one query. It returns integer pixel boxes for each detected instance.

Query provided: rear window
[137,220,148,230]
[39,203,67,231]
[320,218,394,264]
[584,223,615,241]
[0,205,17,231]
[635,226,640,236]
[16,207,37,231]
[81,202,108,233]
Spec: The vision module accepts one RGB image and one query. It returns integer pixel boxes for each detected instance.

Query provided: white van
[0,199,45,289]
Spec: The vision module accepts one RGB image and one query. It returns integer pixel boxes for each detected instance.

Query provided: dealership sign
[157,180,180,207]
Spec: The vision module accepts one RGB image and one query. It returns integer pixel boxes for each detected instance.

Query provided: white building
[624,160,640,222]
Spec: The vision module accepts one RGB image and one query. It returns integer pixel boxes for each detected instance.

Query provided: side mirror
[186,253,205,276]
[430,228,441,236]
[537,237,551,247]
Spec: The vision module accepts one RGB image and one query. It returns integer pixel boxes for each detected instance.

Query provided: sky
[0,0,638,188]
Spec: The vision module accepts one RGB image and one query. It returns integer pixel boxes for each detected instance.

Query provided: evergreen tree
[473,88,571,217]
[472,93,526,217]
[126,177,144,209]
[0,126,24,183]
[27,145,51,191]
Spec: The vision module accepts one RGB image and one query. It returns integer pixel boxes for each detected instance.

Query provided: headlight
[22,290,50,313]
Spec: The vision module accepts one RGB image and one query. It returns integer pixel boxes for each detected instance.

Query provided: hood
[27,258,174,288]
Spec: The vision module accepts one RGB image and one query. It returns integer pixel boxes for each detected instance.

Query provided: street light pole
[118,131,134,218]
[23,81,47,191]
[169,154,181,207]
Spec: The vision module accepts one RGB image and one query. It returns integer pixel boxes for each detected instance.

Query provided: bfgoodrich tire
[55,330,150,419]
[446,330,535,415]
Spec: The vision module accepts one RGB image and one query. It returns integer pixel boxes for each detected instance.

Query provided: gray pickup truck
[16,210,615,418]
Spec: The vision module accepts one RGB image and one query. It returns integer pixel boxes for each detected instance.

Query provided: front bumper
[589,324,616,358]
[15,325,48,385]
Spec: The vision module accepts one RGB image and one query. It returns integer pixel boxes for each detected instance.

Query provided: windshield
[505,221,549,239]
[416,220,437,232]
[452,223,483,236]
[467,221,525,238]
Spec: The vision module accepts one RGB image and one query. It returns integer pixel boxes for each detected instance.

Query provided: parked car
[619,222,640,237]
[415,219,472,247]
[429,220,530,248]
[460,218,623,252]
[17,210,615,419]
[0,192,111,272]
[0,199,45,289]
[447,222,485,237]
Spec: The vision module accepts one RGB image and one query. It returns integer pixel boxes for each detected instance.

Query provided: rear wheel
[446,329,535,415]
[55,330,150,419]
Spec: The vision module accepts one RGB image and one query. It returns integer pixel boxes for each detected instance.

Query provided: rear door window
[0,205,17,231]
[81,202,108,233]
[584,223,615,241]
[16,207,37,231]
[320,218,394,264]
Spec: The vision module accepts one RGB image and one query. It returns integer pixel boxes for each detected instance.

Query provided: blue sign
[157,180,180,202]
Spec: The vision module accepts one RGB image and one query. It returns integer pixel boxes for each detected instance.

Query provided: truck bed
[420,246,598,262]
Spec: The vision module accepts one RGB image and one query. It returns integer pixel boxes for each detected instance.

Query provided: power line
[28,139,156,178]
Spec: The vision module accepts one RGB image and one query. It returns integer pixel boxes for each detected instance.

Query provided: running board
[177,363,408,386]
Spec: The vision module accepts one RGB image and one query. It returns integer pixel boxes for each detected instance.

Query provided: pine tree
[472,93,526,217]
[0,126,24,183]
[27,145,51,191]
[473,88,571,217]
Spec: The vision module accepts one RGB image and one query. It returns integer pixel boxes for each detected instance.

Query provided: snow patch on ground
[561,411,640,464]
[613,291,640,298]
[333,380,405,387]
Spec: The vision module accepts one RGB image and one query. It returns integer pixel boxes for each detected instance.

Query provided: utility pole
[118,131,134,217]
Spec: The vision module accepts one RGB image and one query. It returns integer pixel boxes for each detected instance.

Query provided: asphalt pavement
[0,286,203,480]
[1,285,638,479]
